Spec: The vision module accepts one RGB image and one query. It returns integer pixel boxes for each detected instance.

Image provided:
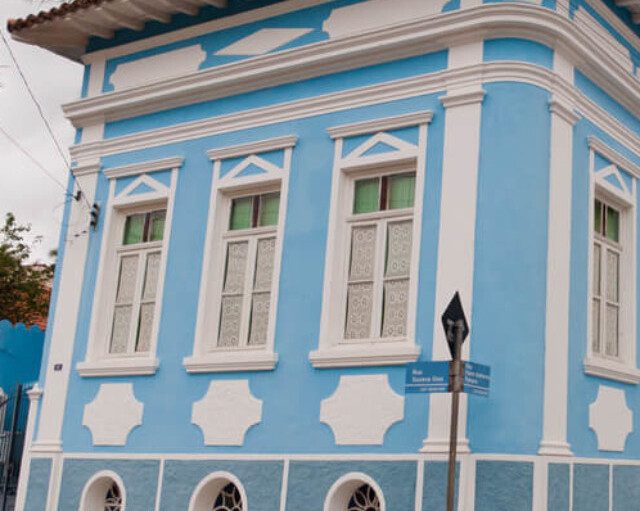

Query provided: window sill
[583,357,640,384]
[183,350,278,373]
[77,357,159,377]
[309,341,420,368]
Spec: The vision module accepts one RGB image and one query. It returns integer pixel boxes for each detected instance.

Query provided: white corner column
[538,53,578,457]
[421,42,484,454]
[13,385,43,511]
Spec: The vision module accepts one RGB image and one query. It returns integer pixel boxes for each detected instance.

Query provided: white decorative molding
[439,88,485,109]
[216,28,313,56]
[322,0,448,39]
[76,358,160,377]
[109,45,207,91]
[82,384,143,446]
[72,161,101,177]
[585,0,640,54]
[103,156,184,179]
[573,7,633,74]
[191,380,262,445]
[62,5,640,128]
[340,131,419,168]
[589,385,633,451]
[207,135,297,160]
[327,111,433,139]
[588,136,640,179]
[548,98,580,125]
[320,375,404,445]
[184,351,278,373]
[68,62,640,164]
[584,358,640,384]
[309,344,420,368]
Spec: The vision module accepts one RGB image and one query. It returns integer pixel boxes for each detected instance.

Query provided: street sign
[463,362,490,397]
[441,292,469,359]
[405,362,450,394]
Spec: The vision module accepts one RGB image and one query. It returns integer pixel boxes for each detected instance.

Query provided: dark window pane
[148,210,166,242]
[594,199,603,235]
[606,206,620,243]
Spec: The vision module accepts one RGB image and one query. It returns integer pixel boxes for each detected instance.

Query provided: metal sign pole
[446,320,464,511]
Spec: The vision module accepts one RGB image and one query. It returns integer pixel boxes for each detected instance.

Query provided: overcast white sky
[1,0,83,262]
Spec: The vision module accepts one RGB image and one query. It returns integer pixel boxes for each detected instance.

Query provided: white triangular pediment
[344,132,417,162]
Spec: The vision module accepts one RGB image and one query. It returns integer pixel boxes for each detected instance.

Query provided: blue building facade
[8,0,640,509]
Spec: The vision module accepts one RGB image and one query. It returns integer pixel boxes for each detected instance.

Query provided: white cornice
[63,4,640,129]
[103,156,184,178]
[587,0,640,53]
[588,136,640,178]
[327,111,433,139]
[549,98,581,125]
[207,135,297,160]
[72,161,102,177]
[440,88,486,109]
[69,62,640,163]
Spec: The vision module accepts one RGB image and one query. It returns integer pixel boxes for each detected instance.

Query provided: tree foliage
[0,213,53,326]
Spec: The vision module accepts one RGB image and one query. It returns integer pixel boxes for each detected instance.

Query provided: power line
[0,28,92,209]
[0,123,67,192]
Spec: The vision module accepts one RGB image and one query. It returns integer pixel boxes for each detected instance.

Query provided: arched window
[79,472,125,511]
[324,473,385,511]
[189,472,246,511]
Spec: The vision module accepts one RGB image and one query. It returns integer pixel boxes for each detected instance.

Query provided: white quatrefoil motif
[589,385,633,452]
[82,383,143,446]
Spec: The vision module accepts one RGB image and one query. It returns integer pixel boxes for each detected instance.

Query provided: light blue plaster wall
[483,38,554,69]
[475,460,533,511]
[612,465,640,511]
[285,460,416,511]
[160,460,282,510]
[57,459,160,511]
[62,91,446,454]
[468,82,550,455]
[23,458,52,511]
[573,464,609,511]
[422,461,458,511]
[548,463,570,511]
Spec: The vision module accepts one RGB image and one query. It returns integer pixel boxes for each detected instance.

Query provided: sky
[0,0,83,262]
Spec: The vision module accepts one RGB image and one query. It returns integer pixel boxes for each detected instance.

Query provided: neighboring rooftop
[6,0,228,61]
[617,0,640,23]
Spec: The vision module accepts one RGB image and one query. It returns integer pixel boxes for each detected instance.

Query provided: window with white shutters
[216,193,280,349]
[592,198,622,359]
[344,173,415,342]
[109,209,166,355]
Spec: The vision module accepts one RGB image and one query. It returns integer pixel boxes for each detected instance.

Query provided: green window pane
[259,193,280,227]
[594,199,602,234]
[123,214,145,245]
[148,210,166,242]
[354,178,380,214]
[606,206,620,243]
[388,173,416,210]
[230,197,253,230]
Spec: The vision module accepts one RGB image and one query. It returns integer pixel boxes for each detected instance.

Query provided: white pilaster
[532,457,549,511]
[13,386,43,511]
[422,42,484,453]
[538,53,578,457]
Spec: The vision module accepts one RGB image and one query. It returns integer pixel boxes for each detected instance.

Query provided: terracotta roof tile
[7,0,111,33]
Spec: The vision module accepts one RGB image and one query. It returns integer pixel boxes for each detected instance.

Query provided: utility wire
[0,123,67,192]
[0,28,91,208]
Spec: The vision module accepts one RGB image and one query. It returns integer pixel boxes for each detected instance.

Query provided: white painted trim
[62,5,640,127]
[103,156,184,179]
[532,458,548,511]
[76,357,160,377]
[414,460,424,511]
[323,472,386,511]
[79,470,127,511]
[207,135,297,160]
[81,0,333,63]
[72,161,101,177]
[583,0,640,55]
[79,169,179,377]
[69,61,640,165]
[314,118,428,368]
[458,454,476,511]
[584,357,640,384]
[327,111,433,139]
[188,471,249,511]
[279,459,289,511]
[183,351,278,373]
[154,459,164,511]
[187,142,293,372]
[549,98,580,126]
[588,137,640,179]
[439,89,485,108]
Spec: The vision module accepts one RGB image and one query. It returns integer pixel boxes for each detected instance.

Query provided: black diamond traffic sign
[441,292,469,359]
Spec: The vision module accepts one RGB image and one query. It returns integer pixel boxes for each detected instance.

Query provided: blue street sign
[463,362,491,397]
[405,362,450,394]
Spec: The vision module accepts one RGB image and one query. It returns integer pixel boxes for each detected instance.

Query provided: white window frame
[585,138,639,383]
[311,112,432,368]
[77,157,182,377]
[184,136,295,373]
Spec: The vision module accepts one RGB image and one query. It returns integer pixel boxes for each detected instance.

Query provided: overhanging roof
[7,0,228,61]
[616,0,640,23]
